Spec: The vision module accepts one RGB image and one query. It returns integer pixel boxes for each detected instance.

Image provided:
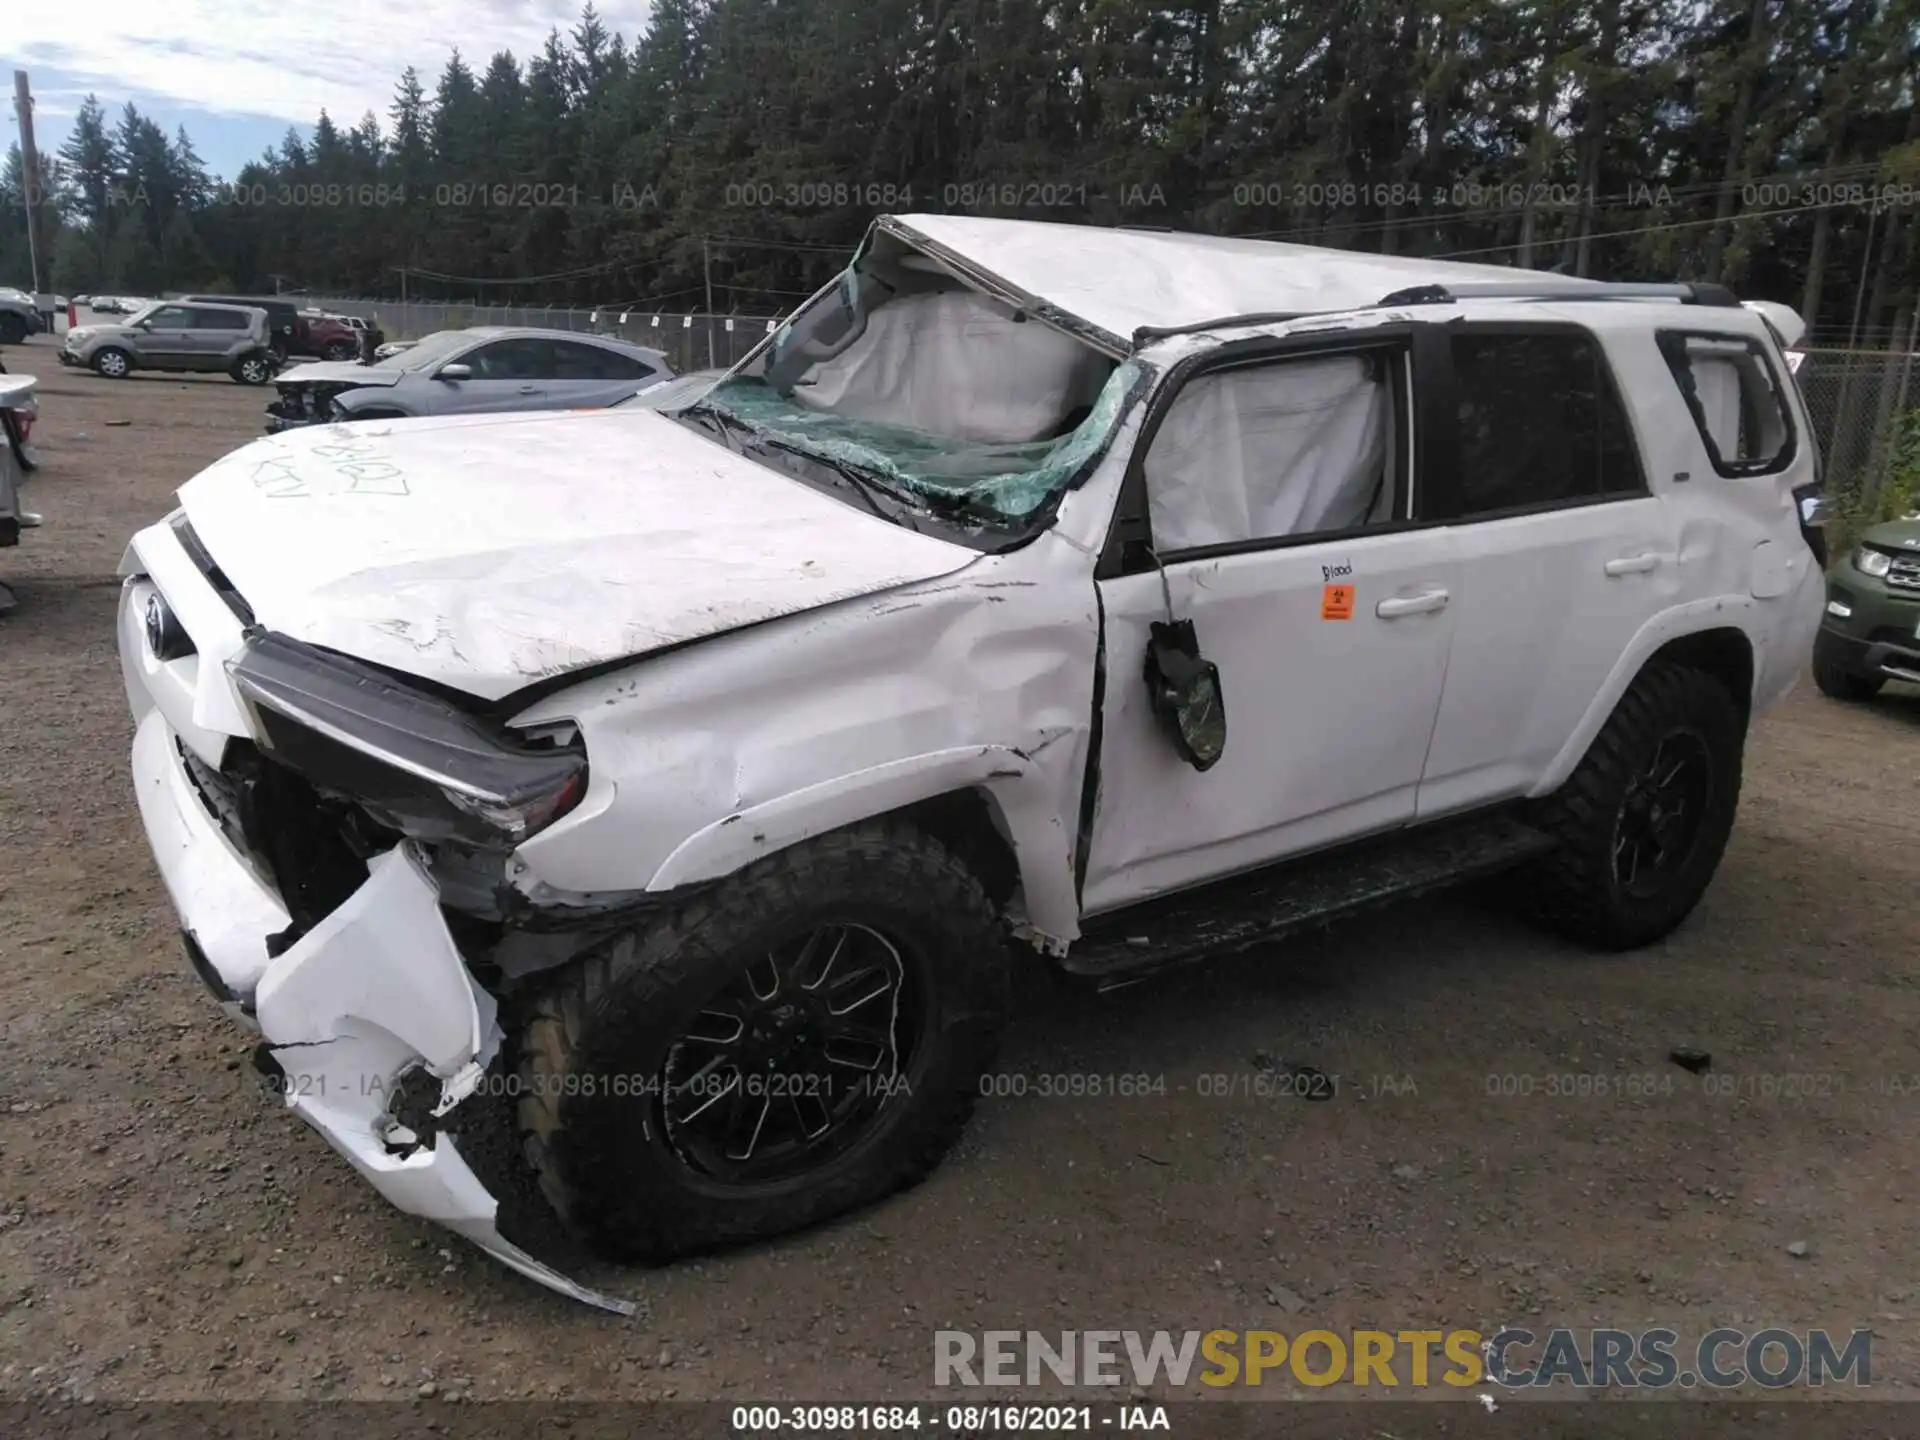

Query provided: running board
[1066,814,1556,982]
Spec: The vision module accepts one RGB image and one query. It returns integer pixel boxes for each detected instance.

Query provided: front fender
[647,742,1082,940]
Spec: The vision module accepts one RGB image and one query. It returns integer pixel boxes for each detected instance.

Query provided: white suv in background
[117,215,1825,1313]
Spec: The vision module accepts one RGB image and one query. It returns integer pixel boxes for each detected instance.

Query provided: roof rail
[1131,310,1305,348]
[1373,280,1742,308]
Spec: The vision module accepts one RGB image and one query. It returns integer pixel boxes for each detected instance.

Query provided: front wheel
[1521,661,1744,951]
[92,347,132,379]
[516,819,1011,1262]
[323,342,356,362]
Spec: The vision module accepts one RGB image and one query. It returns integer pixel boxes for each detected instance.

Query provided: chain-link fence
[1794,347,1919,507]
[300,299,782,374]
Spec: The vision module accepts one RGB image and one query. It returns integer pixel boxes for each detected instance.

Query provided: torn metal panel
[509,530,1104,942]
[880,213,1602,344]
[126,688,638,1311]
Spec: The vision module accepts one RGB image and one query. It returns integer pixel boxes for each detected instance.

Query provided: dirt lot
[1,330,1917,1409]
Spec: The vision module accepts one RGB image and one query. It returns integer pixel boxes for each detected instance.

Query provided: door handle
[517,384,539,393]
[1604,553,1660,576]
[1375,589,1449,618]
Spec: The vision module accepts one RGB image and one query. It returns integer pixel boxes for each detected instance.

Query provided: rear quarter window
[1657,330,1794,476]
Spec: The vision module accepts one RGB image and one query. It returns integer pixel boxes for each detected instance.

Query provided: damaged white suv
[120,214,1825,1311]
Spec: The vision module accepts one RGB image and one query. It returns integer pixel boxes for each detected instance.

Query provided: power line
[1423,194,1883,261]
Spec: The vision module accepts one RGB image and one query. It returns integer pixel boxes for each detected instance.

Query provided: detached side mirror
[1145,619,1226,771]
[436,363,472,381]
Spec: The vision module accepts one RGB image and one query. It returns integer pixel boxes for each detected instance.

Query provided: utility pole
[12,71,49,319]
[703,235,716,368]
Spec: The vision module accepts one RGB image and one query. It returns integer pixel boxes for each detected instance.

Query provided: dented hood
[273,360,403,388]
[178,407,979,700]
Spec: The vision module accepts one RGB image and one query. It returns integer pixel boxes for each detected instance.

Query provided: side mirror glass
[436,363,472,381]
[1144,619,1226,771]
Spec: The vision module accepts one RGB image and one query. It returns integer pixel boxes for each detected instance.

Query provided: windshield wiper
[683,401,906,524]
[756,435,903,523]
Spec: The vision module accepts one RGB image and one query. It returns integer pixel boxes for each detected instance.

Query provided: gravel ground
[1,332,1916,1410]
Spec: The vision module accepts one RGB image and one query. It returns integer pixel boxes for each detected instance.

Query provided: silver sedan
[264,327,674,431]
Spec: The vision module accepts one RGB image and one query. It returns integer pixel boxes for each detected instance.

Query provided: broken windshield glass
[684,361,1142,521]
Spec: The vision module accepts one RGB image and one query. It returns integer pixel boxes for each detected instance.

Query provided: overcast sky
[6,0,656,180]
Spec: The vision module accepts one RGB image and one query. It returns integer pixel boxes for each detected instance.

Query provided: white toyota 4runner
[119,215,1826,1311]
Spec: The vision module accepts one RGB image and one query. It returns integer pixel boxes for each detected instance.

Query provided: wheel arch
[1535,603,1760,796]
[643,746,1081,945]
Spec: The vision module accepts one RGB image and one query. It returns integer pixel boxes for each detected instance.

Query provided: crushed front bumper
[128,704,635,1313]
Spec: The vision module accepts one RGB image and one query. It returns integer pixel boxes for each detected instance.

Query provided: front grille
[1887,554,1920,591]
[178,739,250,858]
[176,737,392,932]
[167,514,255,624]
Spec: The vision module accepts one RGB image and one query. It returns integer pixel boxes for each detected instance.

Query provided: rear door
[549,340,662,407]
[431,338,553,413]
[1412,323,1681,818]
[189,307,250,369]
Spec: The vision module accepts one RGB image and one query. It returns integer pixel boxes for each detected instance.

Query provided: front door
[434,338,553,413]
[1082,333,1461,915]
[135,305,199,364]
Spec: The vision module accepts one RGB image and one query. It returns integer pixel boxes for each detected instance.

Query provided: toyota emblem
[144,593,190,661]
[144,594,167,653]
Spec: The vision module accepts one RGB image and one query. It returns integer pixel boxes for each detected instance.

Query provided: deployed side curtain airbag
[792,290,1112,445]
[1690,355,1743,460]
[1145,355,1387,553]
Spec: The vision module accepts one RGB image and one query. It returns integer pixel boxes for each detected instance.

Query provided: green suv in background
[1815,516,1920,699]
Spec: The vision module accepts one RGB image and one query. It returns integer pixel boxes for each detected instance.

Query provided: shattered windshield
[683,365,1138,522]
[666,253,1139,536]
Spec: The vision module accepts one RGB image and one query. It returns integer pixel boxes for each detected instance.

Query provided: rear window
[1657,331,1794,476]
[553,341,655,381]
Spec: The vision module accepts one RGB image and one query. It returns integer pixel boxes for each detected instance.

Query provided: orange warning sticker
[1321,583,1356,620]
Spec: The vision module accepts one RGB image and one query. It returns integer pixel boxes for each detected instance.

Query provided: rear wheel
[1812,649,1883,701]
[92,347,131,379]
[231,354,272,386]
[516,819,1010,1262]
[1521,660,1744,951]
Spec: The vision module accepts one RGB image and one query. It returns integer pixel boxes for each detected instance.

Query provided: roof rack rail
[1373,280,1742,308]
[1131,310,1304,349]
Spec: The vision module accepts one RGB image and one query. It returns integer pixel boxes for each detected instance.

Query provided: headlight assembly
[1853,546,1893,578]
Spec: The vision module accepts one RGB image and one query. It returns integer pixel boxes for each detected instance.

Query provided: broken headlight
[226,631,586,846]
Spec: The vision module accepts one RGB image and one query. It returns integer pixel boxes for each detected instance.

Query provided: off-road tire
[92,347,132,379]
[516,818,1011,1262]
[1812,649,1882,701]
[1521,660,1744,951]
[230,354,273,386]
